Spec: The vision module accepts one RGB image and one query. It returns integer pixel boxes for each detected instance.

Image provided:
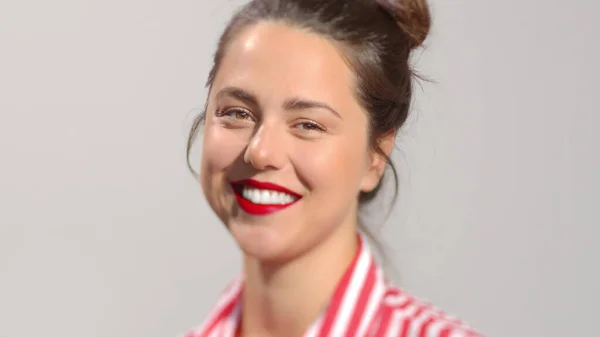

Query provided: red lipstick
[230,179,301,216]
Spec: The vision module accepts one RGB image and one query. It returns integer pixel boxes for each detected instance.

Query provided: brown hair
[187,0,431,244]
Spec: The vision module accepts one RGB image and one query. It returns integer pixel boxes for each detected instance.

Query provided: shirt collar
[196,233,387,337]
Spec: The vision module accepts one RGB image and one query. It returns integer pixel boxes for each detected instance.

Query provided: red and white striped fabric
[185,237,482,337]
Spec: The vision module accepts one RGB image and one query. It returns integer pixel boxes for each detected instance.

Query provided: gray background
[1,0,598,336]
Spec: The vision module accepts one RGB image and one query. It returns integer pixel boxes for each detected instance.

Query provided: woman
[185,0,482,336]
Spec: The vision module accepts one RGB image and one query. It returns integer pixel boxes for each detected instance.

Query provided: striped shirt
[185,236,482,337]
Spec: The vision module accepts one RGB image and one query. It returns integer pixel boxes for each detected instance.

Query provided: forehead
[211,21,358,106]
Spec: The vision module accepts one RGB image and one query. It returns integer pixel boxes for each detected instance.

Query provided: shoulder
[374,286,483,337]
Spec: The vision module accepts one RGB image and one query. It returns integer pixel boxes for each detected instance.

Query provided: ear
[360,130,396,193]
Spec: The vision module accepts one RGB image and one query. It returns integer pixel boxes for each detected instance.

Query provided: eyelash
[294,120,326,132]
[214,107,327,133]
[214,107,255,121]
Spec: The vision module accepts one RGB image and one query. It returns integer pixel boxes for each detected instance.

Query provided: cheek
[293,136,369,195]
[200,125,248,184]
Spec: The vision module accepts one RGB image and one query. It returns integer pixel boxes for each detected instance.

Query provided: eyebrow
[215,86,260,108]
[215,86,342,119]
[283,98,342,119]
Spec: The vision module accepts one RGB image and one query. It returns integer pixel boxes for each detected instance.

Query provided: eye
[225,108,253,120]
[215,107,255,121]
[295,121,325,132]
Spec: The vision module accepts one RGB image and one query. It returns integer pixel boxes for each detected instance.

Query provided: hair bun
[376,0,431,48]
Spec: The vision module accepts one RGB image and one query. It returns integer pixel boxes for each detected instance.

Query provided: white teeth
[241,187,298,205]
[261,190,269,202]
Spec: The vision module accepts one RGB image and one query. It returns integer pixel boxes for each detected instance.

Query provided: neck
[239,226,358,337]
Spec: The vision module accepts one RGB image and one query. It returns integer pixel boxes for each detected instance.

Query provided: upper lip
[230,179,302,198]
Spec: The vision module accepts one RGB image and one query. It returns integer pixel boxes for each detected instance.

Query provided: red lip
[232,179,302,197]
[230,179,302,216]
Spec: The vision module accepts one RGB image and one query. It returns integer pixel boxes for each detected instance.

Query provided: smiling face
[200,22,386,263]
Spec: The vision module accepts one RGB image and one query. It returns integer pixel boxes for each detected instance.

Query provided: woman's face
[200,22,385,262]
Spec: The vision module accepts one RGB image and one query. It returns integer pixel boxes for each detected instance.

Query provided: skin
[200,21,394,337]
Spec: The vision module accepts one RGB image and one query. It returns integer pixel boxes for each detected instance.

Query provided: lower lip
[232,189,299,216]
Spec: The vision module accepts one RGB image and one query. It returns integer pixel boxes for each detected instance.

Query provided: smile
[230,179,301,215]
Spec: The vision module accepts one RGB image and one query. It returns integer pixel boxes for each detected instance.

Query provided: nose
[243,123,286,171]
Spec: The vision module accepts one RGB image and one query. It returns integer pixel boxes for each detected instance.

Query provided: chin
[228,220,300,264]
[237,238,292,264]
